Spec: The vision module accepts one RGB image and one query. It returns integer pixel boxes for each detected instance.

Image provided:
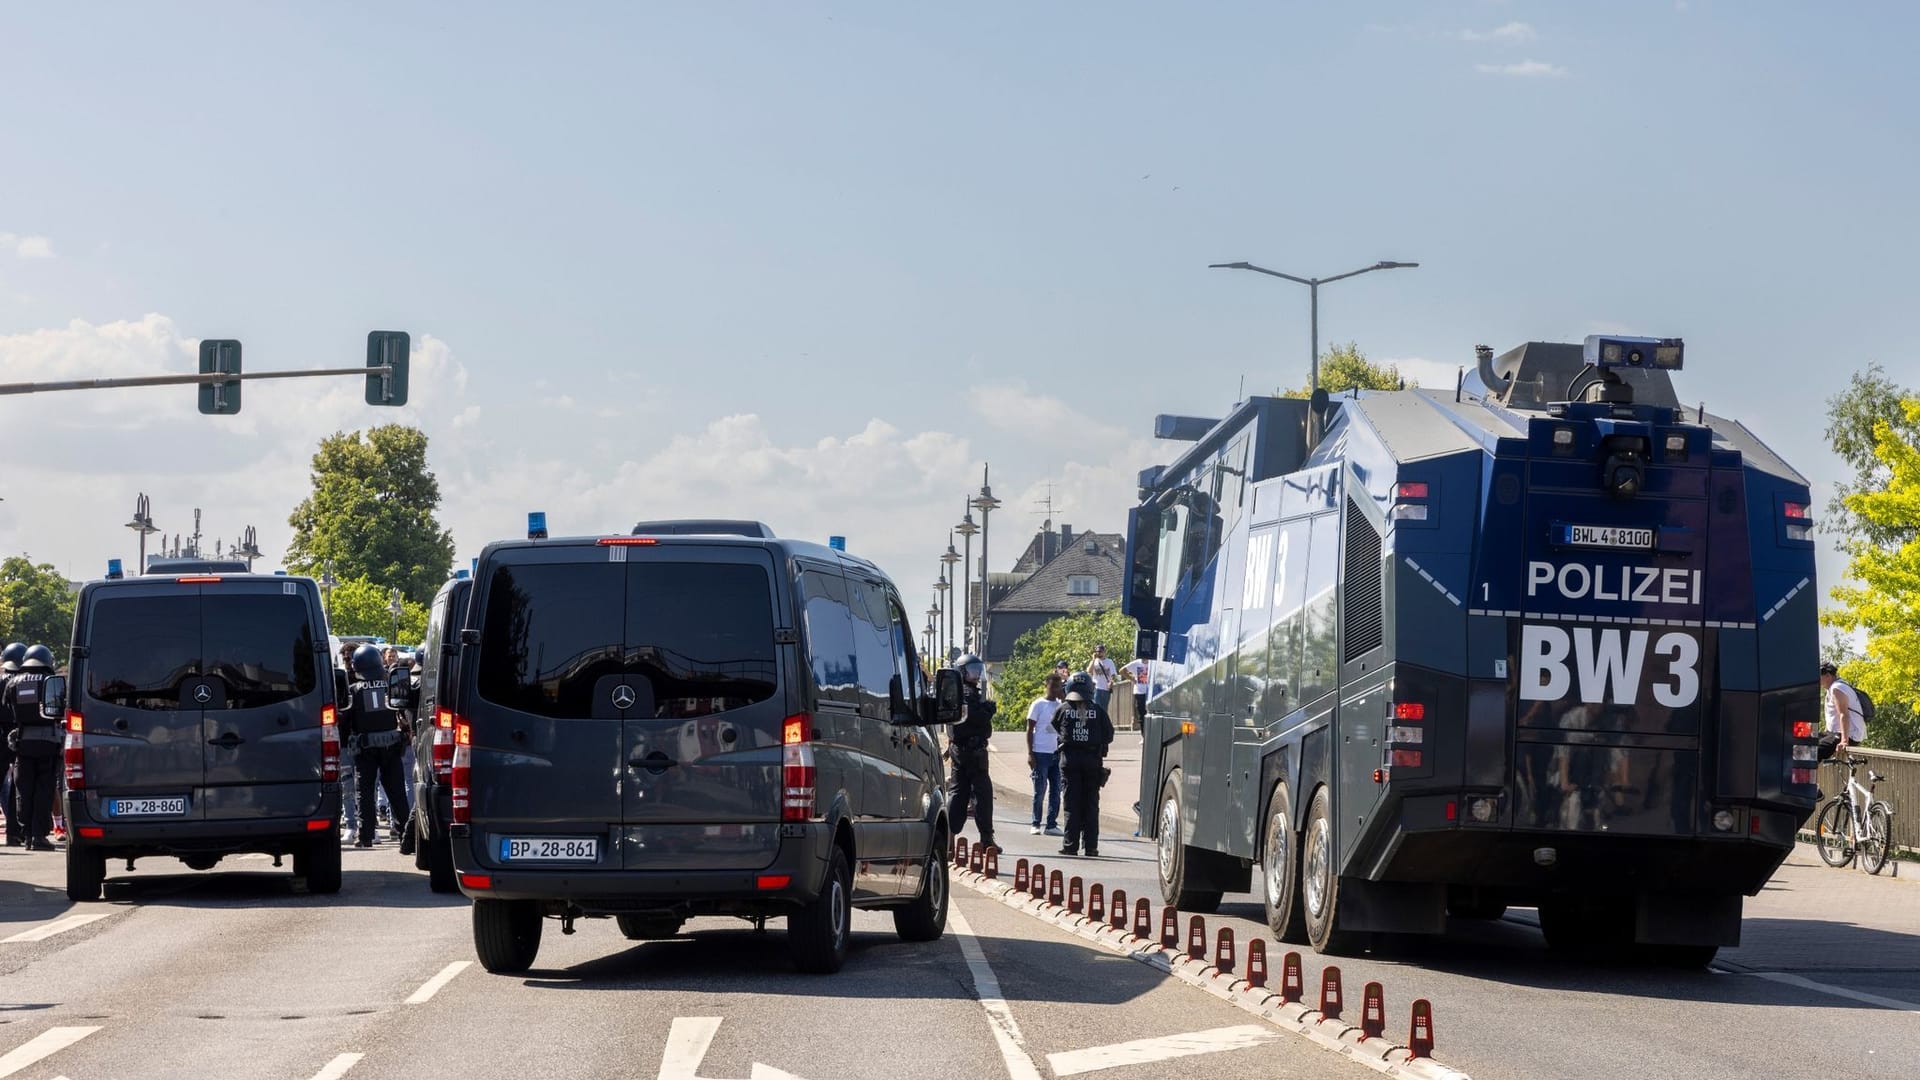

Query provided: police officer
[386,652,420,857]
[947,653,997,852]
[1,642,25,846]
[341,644,411,849]
[4,645,62,850]
[1055,672,1114,858]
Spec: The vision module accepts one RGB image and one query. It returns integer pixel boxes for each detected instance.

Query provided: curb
[951,866,1472,1080]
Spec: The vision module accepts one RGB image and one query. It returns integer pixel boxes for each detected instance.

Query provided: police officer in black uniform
[386,652,419,856]
[1055,672,1115,858]
[342,644,411,849]
[947,653,997,852]
[0,642,24,846]
[4,645,62,850]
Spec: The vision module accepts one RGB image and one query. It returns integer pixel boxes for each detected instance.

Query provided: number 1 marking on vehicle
[1482,583,1490,602]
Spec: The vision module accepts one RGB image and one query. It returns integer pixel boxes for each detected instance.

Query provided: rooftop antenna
[1032,482,1057,522]
[1236,374,1245,407]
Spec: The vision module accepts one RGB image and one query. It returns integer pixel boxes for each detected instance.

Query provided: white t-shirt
[1088,656,1117,691]
[1027,697,1062,753]
[1122,659,1149,693]
[1827,681,1867,741]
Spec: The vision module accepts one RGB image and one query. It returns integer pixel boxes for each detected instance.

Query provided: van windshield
[86,594,319,710]
[478,560,778,720]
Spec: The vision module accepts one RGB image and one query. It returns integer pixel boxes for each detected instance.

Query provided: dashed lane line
[946,905,1044,1080]
[0,1027,101,1079]
[1727,968,1920,1013]
[1,914,111,944]
[1047,1024,1285,1076]
[403,960,472,1005]
[309,1053,365,1080]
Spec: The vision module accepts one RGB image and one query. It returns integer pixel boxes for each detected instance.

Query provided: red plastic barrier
[1214,926,1236,975]
[1318,965,1343,1021]
[1408,999,1435,1059]
[1110,889,1128,929]
[1361,981,1385,1041]
[970,847,984,873]
[984,848,998,880]
[1160,906,1179,949]
[1068,876,1084,914]
[1135,898,1152,940]
[953,837,969,867]
[1088,883,1105,924]
[1247,939,1268,989]
[1048,869,1064,907]
[1015,858,1030,893]
[1187,915,1207,962]
[1029,863,1045,896]
[1280,950,1304,1004]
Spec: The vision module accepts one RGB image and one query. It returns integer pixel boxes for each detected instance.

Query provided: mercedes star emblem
[611,685,636,710]
[194,685,212,704]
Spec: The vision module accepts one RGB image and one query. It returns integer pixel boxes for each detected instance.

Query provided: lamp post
[939,534,960,662]
[971,466,1001,660]
[932,572,950,661]
[955,502,978,653]
[234,525,262,572]
[124,493,158,574]
[924,607,939,667]
[1207,259,1419,393]
[319,562,337,621]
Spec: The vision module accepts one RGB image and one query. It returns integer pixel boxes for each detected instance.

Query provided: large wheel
[66,844,106,903]
[297,835,342,895]
[616,914,686,940]
[425,829,458,894]
[474,899,543,973]
[1863,803,1894,876]
[412,819,430,871]
[789,845,852,974]
[1301,786,1360,955]
[1262,781,1306,944]
[1814,799,1853,867]
[1154,772,1222,914]
[894,830,950,943]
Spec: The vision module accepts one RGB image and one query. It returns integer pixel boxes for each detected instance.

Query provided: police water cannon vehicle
[1123,335,1819,965]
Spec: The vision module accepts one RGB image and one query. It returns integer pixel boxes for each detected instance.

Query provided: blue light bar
[106,558,124,580]
[829,536,846,551]
[528,511,548,540]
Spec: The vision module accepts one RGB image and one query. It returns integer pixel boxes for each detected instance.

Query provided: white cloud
[0,232,55,259]
[1475,59,1567,78]
[1456,21,1535,43]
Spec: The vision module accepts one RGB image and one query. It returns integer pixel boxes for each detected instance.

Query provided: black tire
[789,845,852,974]
[474,898,543,973]
[616,914,686,940]
[894,830,950,942]
[1262,781,1306,944]
[1863,803,1894,876]
[1815,799,1853,867]
[1154,772,1222,914]
[66,844,105,903]
[1301,786,1360,955]
[297,835,343,895]
[412,819,430,871]
[425,829,458,894]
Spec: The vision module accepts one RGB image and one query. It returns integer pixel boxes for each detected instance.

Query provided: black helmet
[20,644,55,671]
[953,653,985,684]
[0,642,24,674]
[350,644,389,683]
[1064,672,1096,701]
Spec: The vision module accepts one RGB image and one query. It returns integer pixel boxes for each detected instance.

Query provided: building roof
[991,532,1126,613]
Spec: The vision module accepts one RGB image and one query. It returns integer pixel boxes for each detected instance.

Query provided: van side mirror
[38,675,67,721]
[921,668,964,726]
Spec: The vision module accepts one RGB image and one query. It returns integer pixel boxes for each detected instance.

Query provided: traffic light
[198,339,242,415]
[366,330,410,406]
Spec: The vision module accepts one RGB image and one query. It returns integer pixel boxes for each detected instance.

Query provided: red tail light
[175,576,223,584]
[320,705,340,783]
[1395,482,1430,499]
[782,712,817,823]
[451,719,473,825]
[431,708,456,782]
[597,537,658,546]
[1783,502,1809,520]
[1390,749,1424,768]
[63,712,85,790]
[1393,702,1426,721]
[1792,720,1814,739]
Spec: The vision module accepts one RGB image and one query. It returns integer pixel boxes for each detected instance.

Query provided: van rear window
[86,594,318,710]
[478,561,777,720]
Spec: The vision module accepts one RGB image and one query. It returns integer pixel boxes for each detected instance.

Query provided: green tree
[1282,342,1409,398]
[286,424,455,605]
[989,606,1139,730]
[1823,396,1920,751]
[1822,363,1920,552]
[321,576,430,645]
[0,556,77,663]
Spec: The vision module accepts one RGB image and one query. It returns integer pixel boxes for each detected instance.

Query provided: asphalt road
[1,839,1375,1080]
[982,731,1920,1080]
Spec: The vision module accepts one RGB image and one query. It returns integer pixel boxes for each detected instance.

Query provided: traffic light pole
[0,365,396,396]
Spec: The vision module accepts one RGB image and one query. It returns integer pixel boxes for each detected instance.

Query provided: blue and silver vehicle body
[1125,339,1821,960]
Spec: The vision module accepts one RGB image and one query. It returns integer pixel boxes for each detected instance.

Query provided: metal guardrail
[1806,746,1920,854]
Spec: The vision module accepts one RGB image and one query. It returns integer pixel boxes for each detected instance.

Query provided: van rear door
[78,588,208,822]
[198,583,328,821]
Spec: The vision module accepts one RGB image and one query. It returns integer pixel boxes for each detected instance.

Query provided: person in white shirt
[1026,674,1065,835]
[1121,656,1149,722]
[1086,644,1118,710]
[1820,662,1866,748]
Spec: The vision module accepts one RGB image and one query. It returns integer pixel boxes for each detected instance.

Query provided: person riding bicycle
[1819,662,1866,752]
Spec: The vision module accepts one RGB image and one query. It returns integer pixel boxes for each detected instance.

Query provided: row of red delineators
[950,837,1435,1060]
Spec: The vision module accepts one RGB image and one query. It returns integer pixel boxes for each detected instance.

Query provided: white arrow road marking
[0,1027,101,1079]
[2,914,110,944]
[946,905,1044,1080]
[404,960,471,1004]
[1047,1024,1285,1076]
[309,1052,365,1080]
[656,1017,808,1080]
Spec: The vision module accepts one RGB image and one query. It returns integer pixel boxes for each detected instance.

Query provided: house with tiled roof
[981,524,1126,662]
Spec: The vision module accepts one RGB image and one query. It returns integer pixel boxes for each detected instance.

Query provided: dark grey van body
[410,575,472,891]
[61,573,342,898]
[451,533,955,973]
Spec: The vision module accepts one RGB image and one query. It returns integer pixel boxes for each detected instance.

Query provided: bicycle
[1815,755,1895,875]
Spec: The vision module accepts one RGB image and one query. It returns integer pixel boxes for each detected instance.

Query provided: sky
[2,2,1916,649]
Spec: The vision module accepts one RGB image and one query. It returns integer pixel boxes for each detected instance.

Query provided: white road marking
[946,905,1044,1080]
[656,1017,807,1080]
[403,960,471,1004]
[0,1027,101,1079]
[309,1052,365,1080]
[1733,969,1920,1013]
[1047,1024,1283,1076]
[2,914,110,944]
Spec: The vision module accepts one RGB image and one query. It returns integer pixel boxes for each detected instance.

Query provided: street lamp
[971,466,1001,661]
[319,561,337,620]
[932,572,950,661]
[940,534,960,662]
[124,493,158,574]
[954,502,979,653]
[234,525,262,572]
[1208,259,1419,393]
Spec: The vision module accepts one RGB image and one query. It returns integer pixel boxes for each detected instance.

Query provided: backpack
[1855,686,1876,727]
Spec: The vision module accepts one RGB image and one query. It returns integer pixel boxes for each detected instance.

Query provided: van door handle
[207,732,245,749]
[630,751,676,774]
